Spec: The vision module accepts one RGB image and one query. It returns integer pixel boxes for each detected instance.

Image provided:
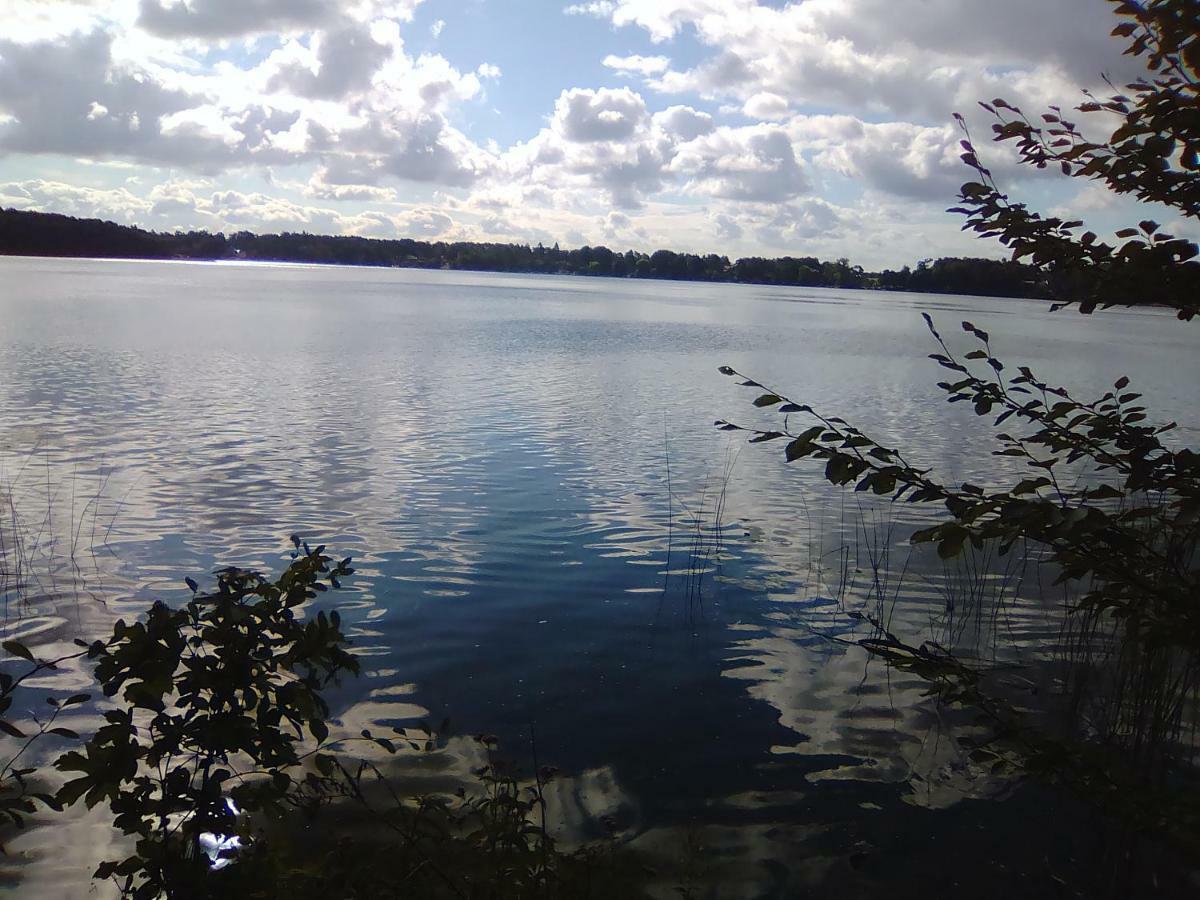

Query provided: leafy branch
[718,315,1200,648]
[948,0,1200,318]
[0,640,91,845]
[53,537,359,898]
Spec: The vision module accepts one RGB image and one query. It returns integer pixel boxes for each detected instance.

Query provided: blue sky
[426,2,705,146]
[0,0,1186,269]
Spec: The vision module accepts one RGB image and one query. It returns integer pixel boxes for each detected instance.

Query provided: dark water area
[1,257,1197,897]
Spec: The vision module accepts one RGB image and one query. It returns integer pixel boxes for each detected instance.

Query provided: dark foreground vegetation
[0,205,1053,299]
[0,543,649,899]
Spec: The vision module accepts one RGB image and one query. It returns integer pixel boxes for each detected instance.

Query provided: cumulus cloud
[0,177,352,236]
[267,24,394,100]
[554,87,648,143]
[754,198,846,247]
[595,0,1136,124]
[814,120,965,201]
[0,30,232,166]
[499,83,814,216]
[652,105,713,141]
[783,113,1032,202]
[506,89,722,209]
[4,0,118,43]
[304,172,397,202]
[0,178,152,222]
[396,207,453,236]
[602,54,670,77]
[137,0,424,39]
[0,10,498,193]
[711,212,741,241]
[670,125,809,202]
[564,2,616,17]
[742,92,788,122]
[313,112,492,188]
[138,0,328,38]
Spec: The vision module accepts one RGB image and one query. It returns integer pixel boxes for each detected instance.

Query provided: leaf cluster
[0,641,89,847]
[950,0,1200,318]
[53,537,358,898]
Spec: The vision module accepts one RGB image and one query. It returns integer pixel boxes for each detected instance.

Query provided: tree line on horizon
[0,206,1046,299]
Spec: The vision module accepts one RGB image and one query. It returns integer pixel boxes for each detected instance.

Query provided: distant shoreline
[0,205,1049,301]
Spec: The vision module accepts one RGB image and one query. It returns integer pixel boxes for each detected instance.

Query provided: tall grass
[0,450,119,621]
[798,490,1200,846]
[659,441,737,616]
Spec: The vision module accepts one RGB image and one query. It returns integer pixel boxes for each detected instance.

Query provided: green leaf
[872,475,897,495]
[2,641,35,664]
[936,526,968,560]
[785,426,825,462]
[93,861,120,881]
[310,719,329,743]
[938,536,966,559]
[753,394,783,408]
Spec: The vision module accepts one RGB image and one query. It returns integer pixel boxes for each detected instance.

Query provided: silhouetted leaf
[2,641,34,664]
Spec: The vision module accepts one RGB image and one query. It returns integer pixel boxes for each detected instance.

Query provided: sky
[0,0,1186,269]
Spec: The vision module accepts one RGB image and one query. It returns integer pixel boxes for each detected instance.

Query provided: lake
[1,257,1197,897]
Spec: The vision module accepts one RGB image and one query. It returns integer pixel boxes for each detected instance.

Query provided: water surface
[1,258,1197,897]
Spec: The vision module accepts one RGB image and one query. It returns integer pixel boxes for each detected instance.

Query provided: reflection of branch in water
[851,604,1200,859]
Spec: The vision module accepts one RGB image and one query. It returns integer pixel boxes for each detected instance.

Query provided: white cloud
[742,92,788,122]
[159,105,243,147]
[2,0,120,44]
[266,24,394,100]
[0,30,231,166]
[753,198,846,247]
[503,87,671,209]
[711,212,741,241]
[554,87,648,143]
[670,125,809,202]
[0,13,499,191]
[598,0,1135,125]
[563,2,616,17]
[137,0,425,39]
[395,207,453,236]
[651,105,713,141]
[0,178,152,222]
[303,172,397,202]
[602,54,670,77]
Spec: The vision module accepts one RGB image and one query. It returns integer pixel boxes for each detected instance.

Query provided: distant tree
[0,207,1059,298]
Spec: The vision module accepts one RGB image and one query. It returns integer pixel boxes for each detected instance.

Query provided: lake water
[1,257,1197,897]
